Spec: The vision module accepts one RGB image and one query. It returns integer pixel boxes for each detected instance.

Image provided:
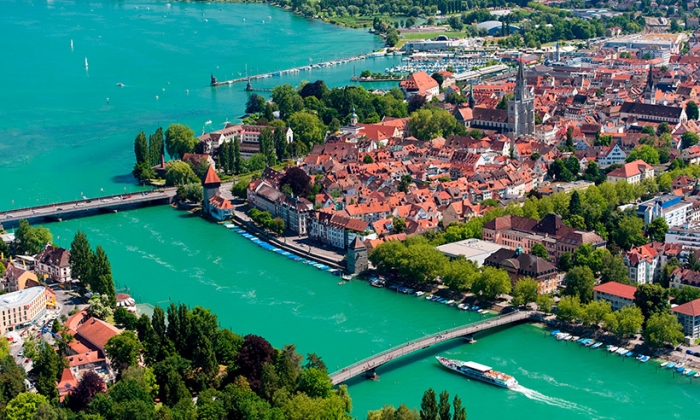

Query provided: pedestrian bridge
[0,188,177,229]
[329,310,535,385]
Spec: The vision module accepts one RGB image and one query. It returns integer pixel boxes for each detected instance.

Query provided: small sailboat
[70,39,74,51]
[205,120,212,126]
[116,82,125,87]
[84,57,88,68]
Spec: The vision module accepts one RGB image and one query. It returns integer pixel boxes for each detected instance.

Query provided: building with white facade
[623,244,659,285]
[672,298,700,340]
[35,245,71,284]
[606,160,654,184]
[436,239,505,267]
[593,282,637,311]
[637,195,691,227]
[0,287,49,335]
[665,225,700,249]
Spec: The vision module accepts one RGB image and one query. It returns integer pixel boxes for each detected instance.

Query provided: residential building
[636,195,691,227]
[598,141,628,168]
[482,214,606,262]
[0,287,49,334]
[593,282,637,311]
[35,245,71,283]
[671,298,700,340]
[483,247,559,294]
[309,212,369,250]
[400,71,440,101]
[2,265,39,292]
[623,244,660,284]
[70,316,122,358]
[665,225,700,249]
[619,102,687,124]
[606,159,655,183]
[436,239,505,267]
[670,267,700,290]
[277,196,313,236]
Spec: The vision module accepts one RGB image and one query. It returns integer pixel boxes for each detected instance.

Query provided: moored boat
[660,361,669,367]
[591,342,603,349]
[436,357,518,389]
[550,330,561,336]
[666,362,677,369]
[694,372,700,378]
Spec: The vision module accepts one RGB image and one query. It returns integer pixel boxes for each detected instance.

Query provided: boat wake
[512,385,591,412]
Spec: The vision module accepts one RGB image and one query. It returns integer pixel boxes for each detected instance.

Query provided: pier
[210,52,394,87]
[0,188,177,229]
[329,310,535,385]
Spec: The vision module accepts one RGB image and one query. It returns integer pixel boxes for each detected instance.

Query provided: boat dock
[329,310,535,385]
[210,52,393,87]
[0,188,177,228]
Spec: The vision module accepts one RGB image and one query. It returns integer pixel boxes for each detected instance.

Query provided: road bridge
[0,188,177,229]
[329,310,535,385]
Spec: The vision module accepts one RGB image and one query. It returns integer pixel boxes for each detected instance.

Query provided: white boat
[616,348,628,355]
[457,303,466,309]
[436,357,518,389]
[608,346,619,352]
[84,57,88,68]
[571,336,580,342]
[556,333,570,341]
[415,291,425,297]
[677,362,686,368]
[694,372,700,378]
[446,300,455,305]
[660,361,669,367]
[116,82,125,87]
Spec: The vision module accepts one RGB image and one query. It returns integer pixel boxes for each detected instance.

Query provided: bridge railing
[329,310,530,378]
[0,188,173,214]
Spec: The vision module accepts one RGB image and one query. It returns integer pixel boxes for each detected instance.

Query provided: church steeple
[508,54,536,138]
[514,55,530,102]
[468,84,475,108]
[643,65,656,105]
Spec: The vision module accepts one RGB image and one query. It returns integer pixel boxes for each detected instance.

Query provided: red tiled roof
[203,165,221,185]
[672,298,700,317]
[400,71,439,94]
[75,318,121,352]
[594,282,637,300]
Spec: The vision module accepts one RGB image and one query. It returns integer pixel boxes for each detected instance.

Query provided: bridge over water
[0,188,177,229]
[329,310,535,385]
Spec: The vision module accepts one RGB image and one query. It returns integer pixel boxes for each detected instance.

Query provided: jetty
[350,76,405,82]
[329,310,535,385]
[210,52,393,87]
[0,188,177,229]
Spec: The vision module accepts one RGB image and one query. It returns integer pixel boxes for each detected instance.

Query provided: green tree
[88,246,116,307]
[568,191,582,216]
[686,100,699,120]
[673,286,700,305]
[164,124,196,160]
[70,231,92,295]
[681,131,699,149]
[363,154,374,164]
[613,215,647,250]
[564,266,596,303]
[408,108,461,141]
[5,393,49,420]
[512,278,539,307]
[657,122,670,135]
[647,218,669,242]
[557,296,582,323]
[133,162,156,182]
[297,367,331,399]
[626,145,660,165]
[642,311,684,348]
[603,305,644,337]
[246,94,267,114]
[164,161,198,186]
[441,257,478,292]
[114,307,139,330]
[259,127,276,167]
[105,331,142,372]
[530,243,549,260]
[272,84,304,120]
[273,126,288,161]
[88,295,113,320]
[134,132,149,165]
[452,395,466,420]
[287,111,326,147]
[420,389,438,420]
[34,342,65,403]
[558,251,573,271]
[472,267,511,300]
[148,127,165,166]
[15,219,52,255]
[438,391,450,420]
[232,139,242,174]
[581,300,612,327]
[600,252,630,284]
[0,353,26,406]
[634,284,670,321]
[536,294,555,313]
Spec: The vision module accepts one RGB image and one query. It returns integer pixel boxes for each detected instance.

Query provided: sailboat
[84,57,88,68]
[70,39,74,51]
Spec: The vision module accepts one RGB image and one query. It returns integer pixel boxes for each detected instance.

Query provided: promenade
[329,310,535,385]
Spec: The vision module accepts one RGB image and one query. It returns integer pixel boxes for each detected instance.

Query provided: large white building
[0,287,49,335]
[636,195,691,227]
[593,282,637,311]
[623,244,659,285]
[672,298,700,341]
[436,239,505,267]
[665,225,700,249]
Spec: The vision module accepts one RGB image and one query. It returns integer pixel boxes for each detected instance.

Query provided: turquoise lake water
[3,1,700,418]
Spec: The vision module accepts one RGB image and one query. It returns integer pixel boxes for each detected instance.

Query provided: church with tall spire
[507,56,536,137]
[642,65,656,105]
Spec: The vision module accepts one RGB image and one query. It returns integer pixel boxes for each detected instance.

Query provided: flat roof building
[0,286,48,335]
[436,238,504,267]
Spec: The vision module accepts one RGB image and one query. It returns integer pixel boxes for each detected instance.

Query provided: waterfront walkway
[0,188,176,228]
[329,310,535,385]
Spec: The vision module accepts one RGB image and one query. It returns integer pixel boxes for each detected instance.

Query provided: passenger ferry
[436,357,518,389]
